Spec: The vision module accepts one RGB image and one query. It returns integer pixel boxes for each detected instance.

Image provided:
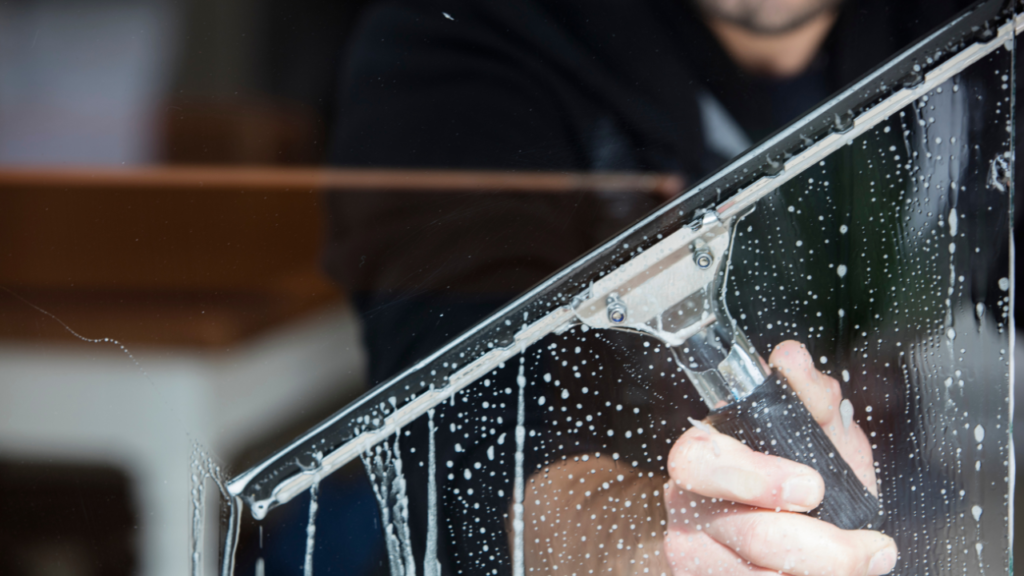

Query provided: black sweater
[325,0,975,376]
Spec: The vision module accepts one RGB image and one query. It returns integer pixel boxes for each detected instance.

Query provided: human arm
[521,455,671,574]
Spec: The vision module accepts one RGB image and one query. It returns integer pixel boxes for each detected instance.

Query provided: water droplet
[841,370,850,383]
[948,208,958,236]
[839,224,849,234]
[972,505,983,521]
[839,399,854,431]
[687,417,712,434]
[837,264,848,278]
[974,425,985,443]
[998,277,1010,291]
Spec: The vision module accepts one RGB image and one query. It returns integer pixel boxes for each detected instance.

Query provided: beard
[691,0,844,34]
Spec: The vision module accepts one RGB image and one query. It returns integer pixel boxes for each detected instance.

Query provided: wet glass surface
[228,25,1015,576]
[0,2,1017,576]
[728,73,1014,574]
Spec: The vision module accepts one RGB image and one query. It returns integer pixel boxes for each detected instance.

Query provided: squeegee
[221,2,1022,570]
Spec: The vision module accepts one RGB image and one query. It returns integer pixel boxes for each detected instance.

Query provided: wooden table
[0,167,680,347]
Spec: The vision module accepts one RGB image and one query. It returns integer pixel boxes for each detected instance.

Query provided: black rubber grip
[706,373,884,530]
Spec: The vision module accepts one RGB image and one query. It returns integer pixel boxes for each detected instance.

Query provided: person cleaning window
[322,1,1007,574]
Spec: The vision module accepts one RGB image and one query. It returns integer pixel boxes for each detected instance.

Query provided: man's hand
[662,340,897,576]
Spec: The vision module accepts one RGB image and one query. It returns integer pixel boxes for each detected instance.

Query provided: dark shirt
[324,0,973,309]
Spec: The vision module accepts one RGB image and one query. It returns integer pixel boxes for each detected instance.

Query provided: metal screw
[606,293,627,324]
[692,240,714,269]
[694,250,713,269]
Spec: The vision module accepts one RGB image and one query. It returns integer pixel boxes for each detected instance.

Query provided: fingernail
[868,546,897,575]
[781,474,824,510]
[711,467,764,502]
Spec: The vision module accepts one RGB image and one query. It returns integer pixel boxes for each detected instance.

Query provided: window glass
[0,2,1016,576]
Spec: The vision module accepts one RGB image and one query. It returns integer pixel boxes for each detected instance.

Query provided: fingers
[667,423,825,512]
[664,483,780,576]
[664,340,892,576]
[768,340,878,494]
[665,484,898,576]
[664,529,779,576]
[703,505,898,576]
[768,340,842,425]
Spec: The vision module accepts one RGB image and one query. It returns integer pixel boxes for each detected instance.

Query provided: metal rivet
[694,249,713,269]
[606,293,627,324]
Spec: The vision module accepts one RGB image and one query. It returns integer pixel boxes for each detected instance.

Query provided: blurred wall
[0,0,369,167]
[0,0,178,164]
[0,0,374,575]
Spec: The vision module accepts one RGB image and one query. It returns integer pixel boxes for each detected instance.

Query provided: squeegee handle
[705,373,884,530]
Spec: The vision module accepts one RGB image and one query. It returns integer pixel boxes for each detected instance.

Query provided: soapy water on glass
[214,60,1011,576]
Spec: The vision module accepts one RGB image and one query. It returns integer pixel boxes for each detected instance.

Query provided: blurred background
[0,0,380,574]
[0,0,1020,575]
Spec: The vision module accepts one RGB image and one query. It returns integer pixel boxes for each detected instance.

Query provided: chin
[694,0,843,34]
